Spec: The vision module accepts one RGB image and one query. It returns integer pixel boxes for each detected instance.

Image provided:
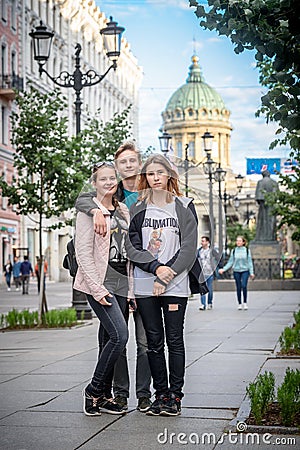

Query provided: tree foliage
[0,86,132,315]
[190,0,300,242]
[0,87,84,221]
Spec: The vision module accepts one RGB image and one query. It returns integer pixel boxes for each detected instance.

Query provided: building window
[1,0,7,22]
[11,0,17,31]
[1,165,7,209]
[1,105,8,145]
[189,141,195,158]
[11,50,16,75]
[176,141,182,158]
[1,43,7,76]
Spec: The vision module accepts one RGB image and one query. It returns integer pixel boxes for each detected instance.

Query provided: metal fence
[0,74,24,90]
[220,257,282,280]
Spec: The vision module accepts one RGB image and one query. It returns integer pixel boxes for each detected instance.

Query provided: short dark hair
[24,255,29,260]
[201,236,210,243]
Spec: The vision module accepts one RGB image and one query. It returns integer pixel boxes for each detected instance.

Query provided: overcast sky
[96,0,289,175]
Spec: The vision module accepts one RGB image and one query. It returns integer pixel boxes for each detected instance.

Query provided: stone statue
[254,170,279,242]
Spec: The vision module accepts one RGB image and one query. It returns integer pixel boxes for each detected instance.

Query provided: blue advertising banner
[246,158,281,175]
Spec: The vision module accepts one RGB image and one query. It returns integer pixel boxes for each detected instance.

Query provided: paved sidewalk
[0,287,299,450]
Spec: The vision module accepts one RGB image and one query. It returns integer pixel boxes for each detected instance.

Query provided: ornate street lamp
[202,131,217,246]
[158,131,172,155]
[30,17,125,135]
[30,17,125,319]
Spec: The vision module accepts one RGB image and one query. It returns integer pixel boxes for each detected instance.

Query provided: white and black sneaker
[97,396,127,415]
[82,389,101,416]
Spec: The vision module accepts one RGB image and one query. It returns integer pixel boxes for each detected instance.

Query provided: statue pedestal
[249,241,281,259]
[249,241,281,279]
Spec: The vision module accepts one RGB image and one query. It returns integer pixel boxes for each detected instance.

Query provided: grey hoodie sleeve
[75,191,97,216]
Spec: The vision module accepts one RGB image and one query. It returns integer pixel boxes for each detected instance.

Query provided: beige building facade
[0,0,142,283]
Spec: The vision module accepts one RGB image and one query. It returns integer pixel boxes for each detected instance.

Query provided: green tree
[0,87,84,319]
[80,105,133,166]
[190,0,300,242]
[226,221,256,251]
[0,87,133,319]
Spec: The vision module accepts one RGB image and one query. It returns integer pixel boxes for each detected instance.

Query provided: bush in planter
[279,309,300,354]
[246,371,275,425]
[277,368,300,427]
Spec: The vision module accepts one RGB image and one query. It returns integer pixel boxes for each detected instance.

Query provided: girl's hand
[250,274,255,280]
[153,281,166,297]
[99,293,113,306]
[128,298,137,312]
[218,269,224,274]
[156,266,176,284]
[92,209,107,236]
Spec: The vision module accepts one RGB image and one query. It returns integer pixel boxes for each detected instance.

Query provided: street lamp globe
[100,16,125,63]
[159,131,172,155]
[214,165,227,183]
[233,196,240,209]
[29,21,54,65]
[202,131,214,154]
[235,173,244,192]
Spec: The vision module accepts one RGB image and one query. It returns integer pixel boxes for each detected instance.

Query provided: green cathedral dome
[165,56,226,112]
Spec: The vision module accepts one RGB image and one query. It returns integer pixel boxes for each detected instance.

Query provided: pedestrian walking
[219,236,255,309]
[20,256,33,295]
[4,259,13,291]
[75,142,152,412]
[75,162,131,416]
[12,256,21,291]
[35,257,48,293]
[127,154,207,417]
[197,236,219,310]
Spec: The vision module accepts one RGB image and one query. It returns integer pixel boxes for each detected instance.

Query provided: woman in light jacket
[127,154,207,417]
[219,235,255,310]
[74,162,132,416]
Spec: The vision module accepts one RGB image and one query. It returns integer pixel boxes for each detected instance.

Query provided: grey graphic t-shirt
[134,202,190,297]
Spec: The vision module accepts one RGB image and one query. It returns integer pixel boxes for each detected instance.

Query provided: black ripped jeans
[136,295,187,398]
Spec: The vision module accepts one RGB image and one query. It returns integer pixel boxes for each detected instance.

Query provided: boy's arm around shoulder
[75,191,97,215]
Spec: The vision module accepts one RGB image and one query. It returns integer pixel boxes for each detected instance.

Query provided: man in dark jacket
[20,255,33,295]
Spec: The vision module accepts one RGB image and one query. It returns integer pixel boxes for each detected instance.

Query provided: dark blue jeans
[233,271,250,304]
[201,274,214,307]
[136,295,187,398]
[86,294,128,397]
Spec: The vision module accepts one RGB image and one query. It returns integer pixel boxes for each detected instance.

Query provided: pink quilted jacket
[73,198,133,302]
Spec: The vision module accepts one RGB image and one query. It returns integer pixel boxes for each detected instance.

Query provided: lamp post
[30,17,125,318]
[184,144,189,197]
[30,17,125,135]
[202,132,217,246]
[158,130,172,155]
[214,164,227,255]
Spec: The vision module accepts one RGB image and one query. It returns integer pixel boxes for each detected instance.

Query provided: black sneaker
[82,389,101,416]
[114,395,128,411]
[98,396,127,415]
[146,394,168,416]
[160,393,181,416]
[137,397,151,412]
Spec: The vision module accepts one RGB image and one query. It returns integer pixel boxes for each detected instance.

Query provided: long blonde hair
[138,154,182,203]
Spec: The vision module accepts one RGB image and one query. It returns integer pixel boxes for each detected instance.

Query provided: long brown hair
[138,154,182,203]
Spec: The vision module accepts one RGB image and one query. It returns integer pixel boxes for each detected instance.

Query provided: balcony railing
[0,74,24,91]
